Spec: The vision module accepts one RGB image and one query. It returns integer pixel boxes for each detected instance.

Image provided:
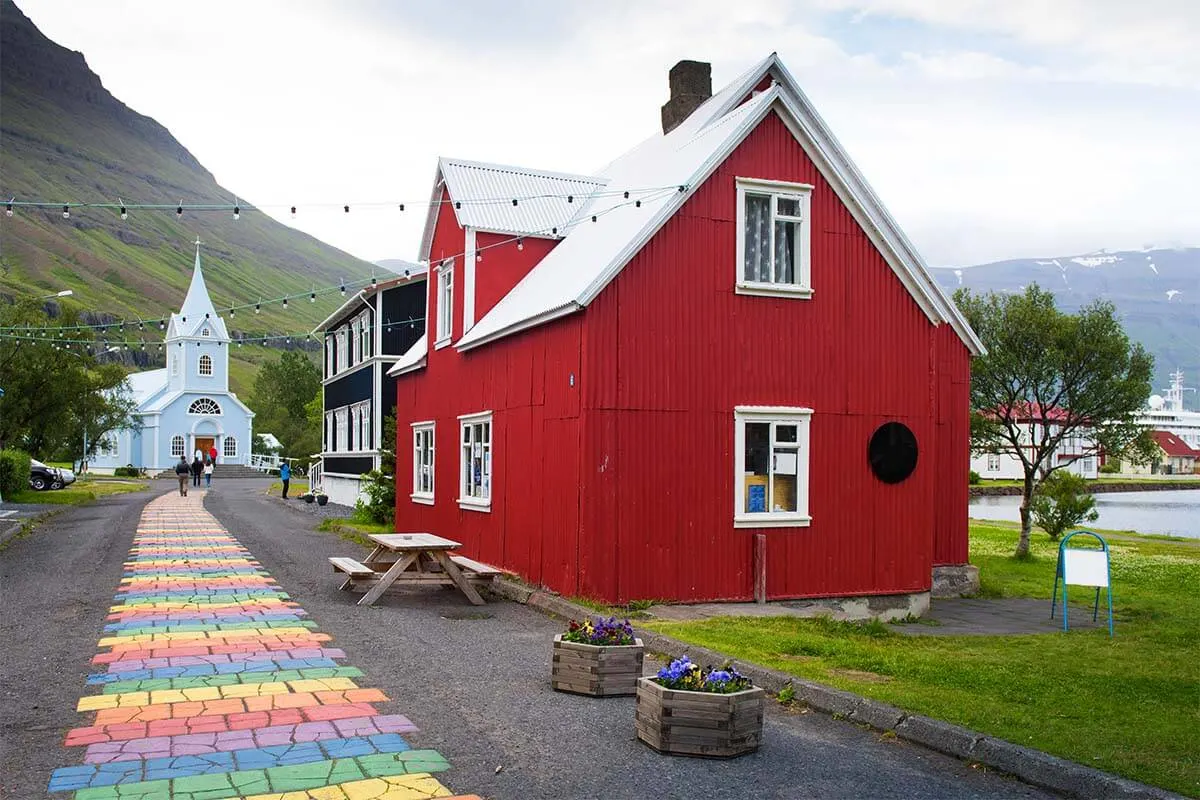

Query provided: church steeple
[166,239,229,342]
[179,238,218,322]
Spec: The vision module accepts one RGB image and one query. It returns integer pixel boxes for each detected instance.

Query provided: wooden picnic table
[344,532,489,607]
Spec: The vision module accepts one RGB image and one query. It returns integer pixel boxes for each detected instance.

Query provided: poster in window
[748,484,767,513]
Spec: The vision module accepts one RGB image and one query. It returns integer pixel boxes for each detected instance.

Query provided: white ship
[1138,371,1200,449]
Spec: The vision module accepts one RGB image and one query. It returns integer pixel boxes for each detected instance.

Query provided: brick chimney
[660,60,712,134]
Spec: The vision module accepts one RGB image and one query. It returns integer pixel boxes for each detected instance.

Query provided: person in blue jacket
[279,461,291,499]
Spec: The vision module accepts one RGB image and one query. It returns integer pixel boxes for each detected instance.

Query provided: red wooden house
[389,54,983,606]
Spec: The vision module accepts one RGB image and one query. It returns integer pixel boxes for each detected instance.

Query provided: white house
[88,240,255,473]
[971,405,1099,480]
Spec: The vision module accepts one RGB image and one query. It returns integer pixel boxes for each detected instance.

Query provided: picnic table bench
[329,533,504,606]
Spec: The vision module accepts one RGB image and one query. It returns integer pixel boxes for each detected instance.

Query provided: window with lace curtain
[736,178,813,298]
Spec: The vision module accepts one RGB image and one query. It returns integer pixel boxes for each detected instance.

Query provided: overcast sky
[16,0,1200,267]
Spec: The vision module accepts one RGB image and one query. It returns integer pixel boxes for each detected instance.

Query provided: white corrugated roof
[418,159,607,261]
[386,333,427,377]
[454,54,983,355]
[128,368,168,407]
[457,87,777,349]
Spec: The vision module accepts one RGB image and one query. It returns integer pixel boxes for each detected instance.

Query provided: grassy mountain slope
[0,0,376,393]
[931,248,1200,407]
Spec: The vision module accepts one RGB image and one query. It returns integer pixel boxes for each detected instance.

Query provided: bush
[1031,471,1099,541]
[968,470,981,485]
[1099,461,1121,474]
[114,465,142,477]
[357,470,394,526]
[0,449,33,497]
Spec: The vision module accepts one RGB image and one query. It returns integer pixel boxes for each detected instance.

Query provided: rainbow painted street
[49,491,478,800]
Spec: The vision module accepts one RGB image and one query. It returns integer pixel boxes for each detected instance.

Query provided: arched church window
[202,328,210,336]
[188,398,222,415]
[171,435,185,457]
[198,354,213,376]
[224,436,237,457]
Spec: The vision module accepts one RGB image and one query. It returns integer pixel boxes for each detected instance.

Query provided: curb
[490,578,1184,800]
[0,508,65,550]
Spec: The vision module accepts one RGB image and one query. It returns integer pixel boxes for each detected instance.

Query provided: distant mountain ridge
[0,0,376,391]
[931,247,1200,409]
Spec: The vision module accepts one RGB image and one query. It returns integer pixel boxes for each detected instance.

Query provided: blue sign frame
[1050,530,1114,637]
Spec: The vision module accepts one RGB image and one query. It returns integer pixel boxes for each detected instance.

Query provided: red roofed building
[1126,430,1200,475]
[388,55,983,608]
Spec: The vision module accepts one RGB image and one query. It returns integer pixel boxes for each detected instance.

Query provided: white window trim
[198,353,213,377]
[170,435,185,458]
[324,410,334,453]
[435,261,454,348]
[733,405,812,529]
[411,421,435,505]
[463,228,476,331]
[351,319,362,365]
[457,410,492,512]
[223,436,238,458]
[735,177,814,299]
[325,335,335,377]
[335,408,348,453]
[986,453,1001,472]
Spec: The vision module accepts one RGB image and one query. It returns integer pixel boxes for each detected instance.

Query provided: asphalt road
[0,479,1057,799]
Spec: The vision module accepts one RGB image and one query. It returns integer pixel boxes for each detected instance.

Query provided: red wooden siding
[473,231,557,321]
[395,107,972,604]
[578,111,966,602]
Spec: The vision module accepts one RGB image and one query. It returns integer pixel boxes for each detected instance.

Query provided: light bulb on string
[476,251,482,262]
[340,281,346,297]
[255,302,261,314]
[282,297,288,309]
[290,206,297,218]
[176,201,183,218]
[63,204,70,219]
[371,276,377,289]
[119,198,128,220]
[517,238,524,251]
[5,198,13,217]
[233,203,240,221]
[344,205,350,214]
[399,203,405,212]
[310,290,316,303]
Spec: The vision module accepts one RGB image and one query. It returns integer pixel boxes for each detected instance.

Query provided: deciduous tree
[955,285,1155,557]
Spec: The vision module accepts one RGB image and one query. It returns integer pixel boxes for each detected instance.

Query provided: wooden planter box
[635,677,765,757]
[551,634,644,696]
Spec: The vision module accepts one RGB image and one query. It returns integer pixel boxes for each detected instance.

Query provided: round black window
[868,422,918,484]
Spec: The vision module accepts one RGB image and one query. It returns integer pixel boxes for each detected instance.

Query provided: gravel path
[1,479,1056,799]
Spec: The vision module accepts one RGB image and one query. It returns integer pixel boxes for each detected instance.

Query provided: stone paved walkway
[892,597,1115,636]
[48,491,480,800]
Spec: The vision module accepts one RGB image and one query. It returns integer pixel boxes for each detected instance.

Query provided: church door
[195,436,215,460]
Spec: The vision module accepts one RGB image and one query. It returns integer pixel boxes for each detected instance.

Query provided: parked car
[29,460,74,491]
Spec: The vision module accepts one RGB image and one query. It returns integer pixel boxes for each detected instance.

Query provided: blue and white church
[89,240,255,473]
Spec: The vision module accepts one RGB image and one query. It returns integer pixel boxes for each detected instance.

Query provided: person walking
[174,455,190,496]
[203,459,213,488]
[209,444,218,465]
[279,461,291,499]
[191,455,203,487]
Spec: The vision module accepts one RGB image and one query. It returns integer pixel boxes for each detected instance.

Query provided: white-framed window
[326,335,335,377]
[325,410,334,452]
[359,400,372,450]
[188,397,222,415]
[986,454,1001,472]
[198,353,213,376]
[224,436,237,458]
[458,411,492,510]
[96,436,116,457]
[171,435,185,458]
[733,406,812,528]
[736,178,813,298]
[436,261,454,345]
[349,405,360,451]
[412,422,435,503]
[201,327,210,337]
[335,408,348,453]
[1081,457,1096,474]
[336,330,348,374]
[351,319,362,365]
[359,312,372,358]
[171,355,179,376]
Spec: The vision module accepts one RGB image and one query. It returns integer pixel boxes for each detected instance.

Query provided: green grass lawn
[7,477,148,505]
[267,479,310,496]
[646,521,1200,796]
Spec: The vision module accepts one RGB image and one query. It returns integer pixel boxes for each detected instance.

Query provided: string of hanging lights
[3,185,684,334]
[2,183,687,220]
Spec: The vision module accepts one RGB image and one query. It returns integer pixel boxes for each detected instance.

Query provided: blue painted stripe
[47,734,411,791]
